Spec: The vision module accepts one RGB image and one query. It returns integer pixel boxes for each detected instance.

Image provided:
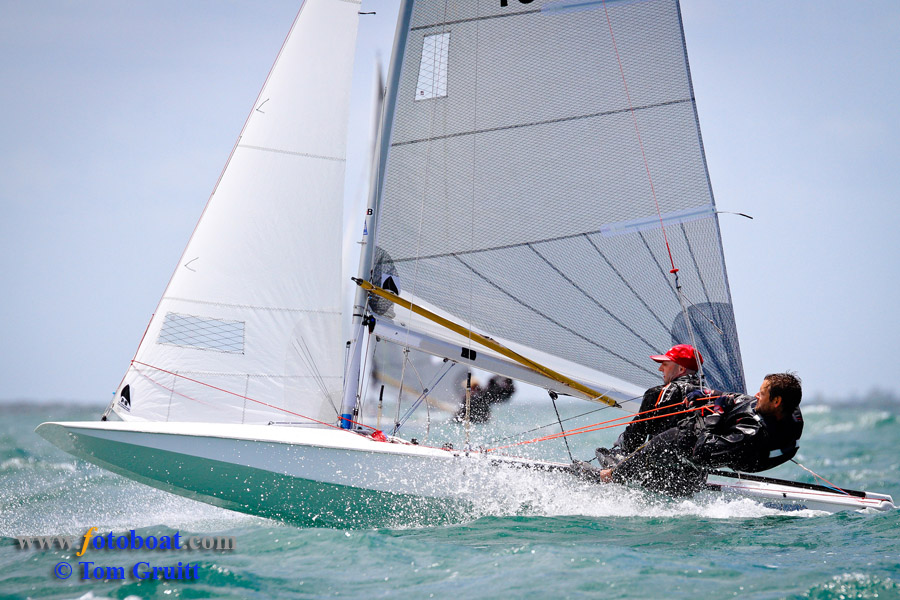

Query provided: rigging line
[293,335,339,415]
[673,228,737,382]
[452,254,656,379]
[487,394,641,445]
[790,459,852,497]
[395,360,455,431]
[396,0,455,405]
[392,347,429,434]
[674,234,725,388]
[394,347,411,433]
[683,313,717,377]
[487,395,690,448]
[601,0,675,273]
[678,223,713,309]
[550,392,574,462]
[405,349,428,393]
[463,0,482,452]
[484,404,708,453]
[107,313,156,419]
[601,0,707,388]
[423,378,432,444]
[131,360,377,433]
[534,397,710,442]
[527,243,659,353]
[675,291,726,336]
[134,369,217,410]
[638,228,679,303]
[671,267,707,387]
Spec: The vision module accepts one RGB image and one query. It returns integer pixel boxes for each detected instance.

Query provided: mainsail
[373,0,745,395]
[111,0,361,424]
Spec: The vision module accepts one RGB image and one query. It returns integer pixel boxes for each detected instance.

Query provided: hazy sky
[1,1,898,403]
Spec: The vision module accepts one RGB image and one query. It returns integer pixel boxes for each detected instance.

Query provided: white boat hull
[706,472,895,513]
[36,421,894,526]
[35,421,563,527]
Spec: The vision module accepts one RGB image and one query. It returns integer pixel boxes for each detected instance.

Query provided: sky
[1,0,898,404]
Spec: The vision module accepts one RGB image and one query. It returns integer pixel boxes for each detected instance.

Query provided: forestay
[112,0,360,425]
[374,0,745,395]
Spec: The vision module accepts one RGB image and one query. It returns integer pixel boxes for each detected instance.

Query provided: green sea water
[1,399,898,599]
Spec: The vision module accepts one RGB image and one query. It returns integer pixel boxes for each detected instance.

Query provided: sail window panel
[415,33,451,100]
[157,313,245,354]
[394,27,475,145]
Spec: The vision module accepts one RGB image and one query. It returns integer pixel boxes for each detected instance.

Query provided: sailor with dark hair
[595,372,804,496]
[594,344,704,467]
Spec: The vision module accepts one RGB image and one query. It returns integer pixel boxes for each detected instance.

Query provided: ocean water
[1,399,899,599]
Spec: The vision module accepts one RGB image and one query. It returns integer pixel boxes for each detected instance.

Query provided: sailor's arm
[690,407,765,469]
[614,386,661,453]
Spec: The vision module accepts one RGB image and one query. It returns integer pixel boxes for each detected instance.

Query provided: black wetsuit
[614,374,702,454]
[611,394,804,496]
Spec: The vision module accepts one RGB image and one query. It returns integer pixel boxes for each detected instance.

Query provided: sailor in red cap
[650,343,703,382]
[593,344,704,468]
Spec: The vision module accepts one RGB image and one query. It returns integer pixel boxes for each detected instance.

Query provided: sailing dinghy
[38,0,894,525]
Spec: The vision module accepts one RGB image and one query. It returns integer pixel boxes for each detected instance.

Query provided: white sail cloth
[113,0,360,425]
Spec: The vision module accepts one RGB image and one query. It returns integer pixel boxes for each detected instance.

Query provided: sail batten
[391,97,694,148]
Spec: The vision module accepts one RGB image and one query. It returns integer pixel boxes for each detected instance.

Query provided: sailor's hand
[599,468,613,483]
[684,390,709,407]
[684,388,721,408]
[570,460,607,484]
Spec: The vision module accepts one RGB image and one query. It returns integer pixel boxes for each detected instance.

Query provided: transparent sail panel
[375,0,745,392]
[415,33,450,100]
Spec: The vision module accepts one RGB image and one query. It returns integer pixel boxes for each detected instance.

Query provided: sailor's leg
[610,427,703,496]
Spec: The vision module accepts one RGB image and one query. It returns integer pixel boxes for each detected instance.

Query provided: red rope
[791,460,852,497]
[602,0,677,273]
[130,360,378,434]
[484,402,714,453]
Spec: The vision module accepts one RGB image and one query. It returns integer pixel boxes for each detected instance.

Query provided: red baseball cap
[650,344,703,372]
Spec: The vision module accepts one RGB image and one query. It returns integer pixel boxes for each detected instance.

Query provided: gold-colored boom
[354,278,619,408]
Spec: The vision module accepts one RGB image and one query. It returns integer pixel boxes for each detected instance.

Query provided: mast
[339,0,417,428]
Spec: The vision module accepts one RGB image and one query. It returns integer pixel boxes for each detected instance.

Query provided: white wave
[818,410,892,434]
[1,457,78,473]
[443,462,819,521]
[3,477,269,537]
